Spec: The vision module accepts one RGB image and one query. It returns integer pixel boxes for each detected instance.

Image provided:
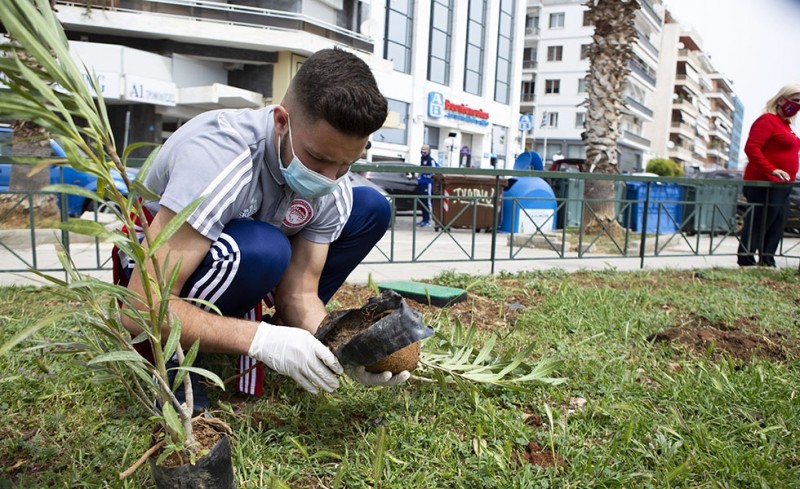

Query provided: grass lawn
[1,267,798,488]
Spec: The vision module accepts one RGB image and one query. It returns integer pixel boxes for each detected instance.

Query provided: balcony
[525,26,540,37]
[677,49,705,72]
[675,74,701,94]
[670,121,695,139]
[625,96,654,118]
[709,128,732,145]
[708,90,736,111]
[636,33,659,59]
[523,60,539,70]
[57,0,373,52]
[622,130,651,149]
[669,144,693,163]
[673,98,699,117]
[636,0,662,27]
[628,60,656,88]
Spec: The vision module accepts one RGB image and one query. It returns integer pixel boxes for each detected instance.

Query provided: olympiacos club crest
[283,199,314,228]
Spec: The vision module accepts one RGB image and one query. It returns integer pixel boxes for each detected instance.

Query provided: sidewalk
[1,216,798,287]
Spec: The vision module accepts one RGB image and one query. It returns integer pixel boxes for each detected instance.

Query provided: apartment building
[521,0,743,173]
[47,0,527,167]
[652,9,743,171]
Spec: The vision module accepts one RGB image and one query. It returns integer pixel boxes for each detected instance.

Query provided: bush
[646,158,683,177]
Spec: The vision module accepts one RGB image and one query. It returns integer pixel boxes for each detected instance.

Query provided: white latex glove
[248,322,342,394]
[344,365,411,387]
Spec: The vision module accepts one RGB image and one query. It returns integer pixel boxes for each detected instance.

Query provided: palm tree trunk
[0,120,60,225]
[581,0,639,234]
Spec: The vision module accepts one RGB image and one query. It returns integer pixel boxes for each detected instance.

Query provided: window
[578,77,587,93]
[546,112,559,127]
[523,47,536,61]
[582,10,591,26]
[521,80,535,101]
[383,0,414,74]
[547,45,563,62]
[549,12,565,28]
[423,126,440,148]
[545,79,561,94]
[372,98,409,144]
[464,0,487,95]
[428,0,453,85]
[491,124,508,165]
[580,44,591,60]
[494,0,515,104]
[567,143,586,158]
[575,112,586,128]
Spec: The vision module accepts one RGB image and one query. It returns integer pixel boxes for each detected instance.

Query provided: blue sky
[664,0,800,163]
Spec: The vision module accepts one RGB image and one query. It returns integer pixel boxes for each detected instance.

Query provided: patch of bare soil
[0,194,60,229]
[516,441,567,469]
[647,314,798,363]
[329,283,531,332]
[154,417,230,468]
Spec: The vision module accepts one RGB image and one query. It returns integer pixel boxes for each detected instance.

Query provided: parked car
[548,158,587,173]
[348,172,389,198]
[692,169,800,236]
[0,126,137,216]
[356,161,419,212]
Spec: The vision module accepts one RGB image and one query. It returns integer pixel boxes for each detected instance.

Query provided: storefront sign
[428,91,490,126]
[428,92,445,118]
[124,75,177,106]
[49,71,121,101]
[81,72,121,100]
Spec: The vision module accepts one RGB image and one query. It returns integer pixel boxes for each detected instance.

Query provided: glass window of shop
[372,98,409,145]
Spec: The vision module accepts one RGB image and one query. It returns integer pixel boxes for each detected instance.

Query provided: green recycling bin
[681,183,739,234]
[551,175,584,229]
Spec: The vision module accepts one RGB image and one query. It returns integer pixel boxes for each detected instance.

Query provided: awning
[178,83,264,110]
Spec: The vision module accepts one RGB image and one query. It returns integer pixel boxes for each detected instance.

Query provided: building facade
[47,0,528,167]
[520,0,744,173]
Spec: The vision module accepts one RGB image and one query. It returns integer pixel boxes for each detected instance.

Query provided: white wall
[172,54,227,88]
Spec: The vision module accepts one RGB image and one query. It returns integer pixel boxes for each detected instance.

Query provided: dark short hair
[288,48,388,137]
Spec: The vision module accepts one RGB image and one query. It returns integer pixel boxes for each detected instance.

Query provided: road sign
[519,114,533,132]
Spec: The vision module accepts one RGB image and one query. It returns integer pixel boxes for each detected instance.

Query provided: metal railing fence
[1,165,798,276]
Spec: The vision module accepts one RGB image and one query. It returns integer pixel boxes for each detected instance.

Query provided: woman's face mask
[279,119,343,199]
[780,98,800,118]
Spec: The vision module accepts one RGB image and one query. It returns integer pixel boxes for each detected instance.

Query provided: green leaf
[55,219,113,240]
[161,404,186,443]
[86,351,146,366]
[146,198,204,255]
[0,312,73,356]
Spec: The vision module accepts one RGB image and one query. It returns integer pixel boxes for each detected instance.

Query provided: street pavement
[1,214,798,287]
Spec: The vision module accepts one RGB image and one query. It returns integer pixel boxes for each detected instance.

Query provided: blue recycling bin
[622,181,683,234]
[500,177,557,233]
[513,151,544,171]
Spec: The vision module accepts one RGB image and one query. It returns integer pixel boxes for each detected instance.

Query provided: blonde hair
[764,84,800,119]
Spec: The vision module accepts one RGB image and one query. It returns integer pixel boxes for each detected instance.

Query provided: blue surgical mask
[279,119,342,198]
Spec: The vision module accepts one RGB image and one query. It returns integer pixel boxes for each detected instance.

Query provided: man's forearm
[122,297,258,355]
[273,291,327,334]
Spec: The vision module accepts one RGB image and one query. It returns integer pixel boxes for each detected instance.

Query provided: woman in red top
[738,84,800,267]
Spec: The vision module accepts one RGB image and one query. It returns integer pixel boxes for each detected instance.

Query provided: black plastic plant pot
[150,424,236,489]
[316,289,435,367]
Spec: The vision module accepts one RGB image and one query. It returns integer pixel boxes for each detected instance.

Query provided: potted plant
[0,0,235,485]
